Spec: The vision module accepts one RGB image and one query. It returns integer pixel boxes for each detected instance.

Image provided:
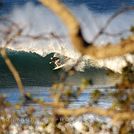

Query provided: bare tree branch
[92,6,134,42]
[55,106,134,121]
[103,29,130,37]
[0,48,25,96]
[39,0,134,59]
[0,20,25,96]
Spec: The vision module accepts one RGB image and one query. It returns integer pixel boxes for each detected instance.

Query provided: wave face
[0,50,121,87]
[0,51,58,86]
[0,2,134,72]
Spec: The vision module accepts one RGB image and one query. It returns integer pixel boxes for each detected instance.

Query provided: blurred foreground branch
[0,2,133,133]
[40,0,134,59]
[0,21,25,96]
[55,106,134,121]
[0,48,25,96]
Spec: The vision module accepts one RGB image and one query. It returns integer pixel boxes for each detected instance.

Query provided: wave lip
[0,2,133,72]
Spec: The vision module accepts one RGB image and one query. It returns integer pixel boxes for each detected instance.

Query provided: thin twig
[40,0,134,58]
[92,6,134,43]
[103,29,130,37]
[21,32,66,40]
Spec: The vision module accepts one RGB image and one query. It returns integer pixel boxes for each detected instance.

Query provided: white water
[0,2,134,72]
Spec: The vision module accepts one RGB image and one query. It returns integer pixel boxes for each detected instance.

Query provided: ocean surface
[0,0,133,109]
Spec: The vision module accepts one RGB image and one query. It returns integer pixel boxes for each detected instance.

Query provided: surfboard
[53,63,66,70]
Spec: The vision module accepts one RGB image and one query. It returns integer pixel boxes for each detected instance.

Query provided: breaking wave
[0,2,134,72]
[0,50,121,87]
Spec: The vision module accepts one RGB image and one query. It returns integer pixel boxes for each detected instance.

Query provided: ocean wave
[0,2,134,72]
[0,50,121,87]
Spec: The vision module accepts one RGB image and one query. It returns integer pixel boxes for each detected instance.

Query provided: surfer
[50,56,61,67]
